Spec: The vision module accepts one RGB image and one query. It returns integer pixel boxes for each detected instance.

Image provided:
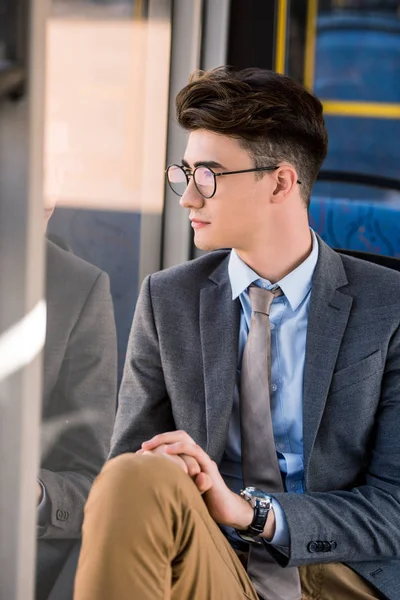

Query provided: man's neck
[235,229,313,284]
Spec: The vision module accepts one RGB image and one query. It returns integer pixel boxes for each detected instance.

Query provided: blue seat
[309,195,400,257]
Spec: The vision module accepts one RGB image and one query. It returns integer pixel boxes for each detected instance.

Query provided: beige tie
[240,285,301,600]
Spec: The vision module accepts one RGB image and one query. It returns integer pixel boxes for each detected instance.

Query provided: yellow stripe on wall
[323,100,400,119]
[275,0,288,74]
[304,0,318,90]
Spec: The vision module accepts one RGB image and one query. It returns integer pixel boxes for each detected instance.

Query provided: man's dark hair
[176,66,328,207]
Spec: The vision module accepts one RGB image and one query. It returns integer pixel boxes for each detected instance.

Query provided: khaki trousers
[74,454,382,600]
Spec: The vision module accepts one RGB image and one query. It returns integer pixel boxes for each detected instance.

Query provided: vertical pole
[275,0,288,74]
[0,0,48,598]
[304,0,318,90]
[162,0,204,269]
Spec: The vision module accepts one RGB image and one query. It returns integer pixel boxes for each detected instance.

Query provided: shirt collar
[228,229,319,312]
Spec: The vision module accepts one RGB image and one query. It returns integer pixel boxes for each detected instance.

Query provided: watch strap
[235,496,270,543]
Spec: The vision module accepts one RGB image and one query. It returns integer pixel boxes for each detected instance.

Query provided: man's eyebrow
[181,159,227,170]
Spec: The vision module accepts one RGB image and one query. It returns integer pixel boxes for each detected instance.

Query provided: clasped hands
[137,431,275,537]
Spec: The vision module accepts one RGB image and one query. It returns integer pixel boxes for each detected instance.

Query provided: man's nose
[179,180,205,209]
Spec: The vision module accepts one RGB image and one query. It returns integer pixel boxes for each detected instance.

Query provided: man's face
[180,130,275,252]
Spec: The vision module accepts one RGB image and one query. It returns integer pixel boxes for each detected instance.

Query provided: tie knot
[248,285,282,315]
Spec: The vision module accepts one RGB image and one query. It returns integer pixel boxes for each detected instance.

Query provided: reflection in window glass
[37,1,171,597]
[44,0,170,379]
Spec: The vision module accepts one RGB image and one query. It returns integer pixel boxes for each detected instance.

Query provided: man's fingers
[165,441,207,465]
[180,454,201,477]
[142,430,191,450]
[141,434,215,482]
[194,472,213,494]
[141,447,189,474]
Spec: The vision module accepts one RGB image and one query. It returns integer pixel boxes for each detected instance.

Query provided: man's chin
[194,236,221,252]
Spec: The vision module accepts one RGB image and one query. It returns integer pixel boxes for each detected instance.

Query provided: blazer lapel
[200,255,240,464]
[303,237,353,487]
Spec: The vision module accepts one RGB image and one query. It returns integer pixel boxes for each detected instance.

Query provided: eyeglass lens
[167,165,187,197]
[193,166,215,198]
[167,165,216,198]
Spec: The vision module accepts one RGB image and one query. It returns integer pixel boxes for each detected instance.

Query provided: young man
[74,67,400,600]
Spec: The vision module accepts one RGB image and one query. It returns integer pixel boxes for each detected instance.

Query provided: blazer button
[322,541,331,552]
[307,541,319,553]
[56,509,69,521]
[330,541,337,551]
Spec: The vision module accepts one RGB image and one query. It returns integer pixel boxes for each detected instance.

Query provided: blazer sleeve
[38,271,117,539]
[267,322,400,568]
[109,275,175,458]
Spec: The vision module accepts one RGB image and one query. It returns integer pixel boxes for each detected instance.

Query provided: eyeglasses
[166,164,301,199]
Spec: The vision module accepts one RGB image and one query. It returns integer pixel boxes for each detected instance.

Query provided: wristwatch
[235,487,272,544]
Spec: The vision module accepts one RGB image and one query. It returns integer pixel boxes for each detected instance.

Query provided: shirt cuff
[37,480,51,526]
[268,498,290,549]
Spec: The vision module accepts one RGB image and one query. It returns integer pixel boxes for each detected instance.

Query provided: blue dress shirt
[219,230,319,548]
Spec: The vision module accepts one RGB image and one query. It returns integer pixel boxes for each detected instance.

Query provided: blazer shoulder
[150,250,230,289]
[45,240,110,312]
[46,239,106,287]
[338,252,400,299]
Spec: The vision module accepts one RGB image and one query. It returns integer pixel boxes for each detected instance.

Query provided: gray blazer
[39,240,117,540]
[111,235,400,600]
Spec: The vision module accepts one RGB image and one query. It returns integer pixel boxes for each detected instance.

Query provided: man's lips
[190,218,211,229]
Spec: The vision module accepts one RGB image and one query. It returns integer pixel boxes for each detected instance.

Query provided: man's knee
[83,453,199,541]
[91,453,196,508]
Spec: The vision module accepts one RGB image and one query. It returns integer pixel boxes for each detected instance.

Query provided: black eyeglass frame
[166,164,302,199]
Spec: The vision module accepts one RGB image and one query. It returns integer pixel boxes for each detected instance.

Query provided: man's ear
[271,167,298,201]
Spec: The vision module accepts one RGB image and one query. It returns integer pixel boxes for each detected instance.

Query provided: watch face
[240,487,272,506]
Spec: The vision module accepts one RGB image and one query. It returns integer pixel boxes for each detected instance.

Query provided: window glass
[37,1,171,596]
